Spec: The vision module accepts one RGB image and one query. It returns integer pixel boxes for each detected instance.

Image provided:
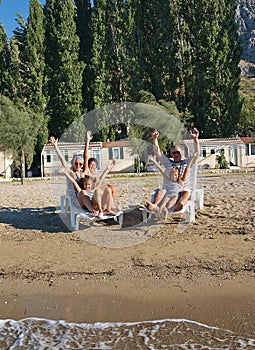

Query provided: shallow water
[1,318,255,349]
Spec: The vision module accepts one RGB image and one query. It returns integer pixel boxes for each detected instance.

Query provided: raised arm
[148,155,165,175]
[49,137,73,175]
[95,158,116,188]
[82,130,93,175]
[180,153,197,182]
[190,127,200,156]
[152,130,162,162]
[62,168,81,193]
[148,155,171,183]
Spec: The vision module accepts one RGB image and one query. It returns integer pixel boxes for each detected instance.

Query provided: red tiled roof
[102,140,130,148]
[240,137,255,144]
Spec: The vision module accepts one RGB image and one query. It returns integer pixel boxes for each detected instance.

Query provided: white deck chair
[61,179,123,231]
[142,161,204,223]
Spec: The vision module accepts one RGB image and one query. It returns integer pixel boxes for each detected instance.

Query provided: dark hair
[78,175,92,190]
[88,157,98,166]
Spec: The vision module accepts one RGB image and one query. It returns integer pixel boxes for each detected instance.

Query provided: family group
[50,127,200,221]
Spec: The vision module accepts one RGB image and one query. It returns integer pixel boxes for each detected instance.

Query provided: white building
[41,140,135,176]
[0,147,13,178]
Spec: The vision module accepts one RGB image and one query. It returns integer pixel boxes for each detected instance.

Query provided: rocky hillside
[236,0,255,76]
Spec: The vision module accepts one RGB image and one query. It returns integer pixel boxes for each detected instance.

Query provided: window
[245,144,255,156]
[46,151,51,163]
[210,149,215,154]
[113,148,120,159]
[109,147,124,160]
[202,149,206,158]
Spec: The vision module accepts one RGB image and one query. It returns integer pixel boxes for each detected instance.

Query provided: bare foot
[145,201,157,211]
[104,208,122,216]
[92,210,99,217]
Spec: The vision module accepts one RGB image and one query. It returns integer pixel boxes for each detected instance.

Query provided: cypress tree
[27,0,46,113]
[44,0,84,139]
[131,0,174,101]
[8,15,28,100]
[75,0,93,111]
[0,24,10,96]
[27,0,48,166]
[175,0,242,137]
[208,0,242,137]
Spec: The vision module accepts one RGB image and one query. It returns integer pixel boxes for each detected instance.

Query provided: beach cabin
[41,140,134,176]
[183,137,247,170]
[0,146,13,178]
[240,137,255,169]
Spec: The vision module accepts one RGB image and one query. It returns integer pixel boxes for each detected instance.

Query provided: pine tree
[44,0,84,139]
[0,96,44,184]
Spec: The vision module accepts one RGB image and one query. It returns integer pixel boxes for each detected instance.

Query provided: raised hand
[49,136,58,146]
[148,155,155,163]
[190,127,199,141]
[86,130,93,142]
[152,130,159,140]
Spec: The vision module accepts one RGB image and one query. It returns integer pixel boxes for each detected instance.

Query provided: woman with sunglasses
[63,158,117,217]
[49,136,84,180]
[146,128,200,212]
[49,135,120,216]
[82,130,119,214]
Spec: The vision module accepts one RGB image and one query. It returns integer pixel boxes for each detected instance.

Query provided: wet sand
[0,172,255,337]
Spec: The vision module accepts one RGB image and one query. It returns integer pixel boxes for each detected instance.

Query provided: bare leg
[102,186,122,214]
[93,188,104,215]
[158,195,170,212]
[107,185,117,203]
[77,191,97,214]
[174,191,190,211]
[166,196,178,212]
[102,186,114,213]
[153,189,166,205]
[145,189,166,210]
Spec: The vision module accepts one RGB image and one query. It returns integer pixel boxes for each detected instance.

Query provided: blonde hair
[170,166,180,181]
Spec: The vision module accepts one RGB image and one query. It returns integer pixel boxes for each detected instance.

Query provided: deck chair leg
[61,195,67,215]
[75,214,81,231]
[196,188,204,210]
[187,202,195,223]
[70,208,76,231]
[142,209,148,223]
[114,212,123,226]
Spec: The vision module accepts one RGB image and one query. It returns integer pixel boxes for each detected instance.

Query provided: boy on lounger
[146,154,197,220]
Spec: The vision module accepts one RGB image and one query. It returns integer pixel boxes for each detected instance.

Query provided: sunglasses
[75,162,83,166]
[172,151,181,155]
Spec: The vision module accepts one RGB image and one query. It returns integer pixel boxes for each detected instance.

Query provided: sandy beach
[0,171,255,339]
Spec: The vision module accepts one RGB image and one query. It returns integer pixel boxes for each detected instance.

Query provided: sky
[0,0,45,38]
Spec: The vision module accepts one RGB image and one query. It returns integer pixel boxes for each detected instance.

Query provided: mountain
[236,0,255,76]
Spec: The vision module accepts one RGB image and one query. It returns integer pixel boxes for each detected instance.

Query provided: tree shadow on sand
[0,206,69,233]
